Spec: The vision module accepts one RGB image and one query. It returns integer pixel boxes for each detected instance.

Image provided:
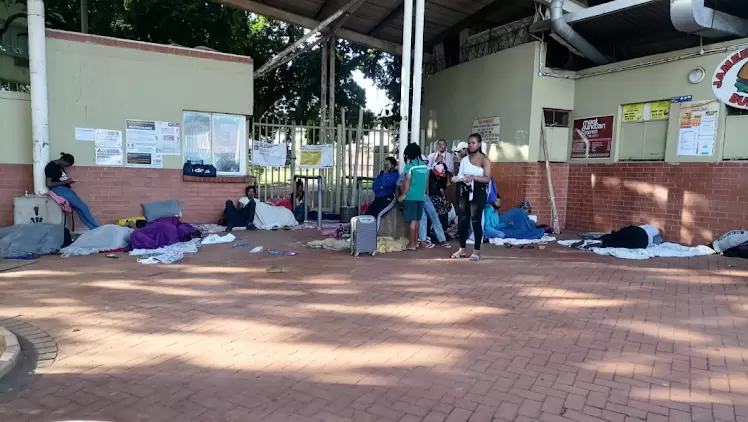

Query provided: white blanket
[487,235,556,246]
[253,201,299,230]
[558,239,716,260]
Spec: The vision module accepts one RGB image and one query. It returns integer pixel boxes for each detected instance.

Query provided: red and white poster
[571,115,614,159]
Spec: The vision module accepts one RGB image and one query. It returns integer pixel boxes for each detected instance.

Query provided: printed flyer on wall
[677,100,719,157]
[251,141,287,167]
[94,129,123,166]
[125,119,162,168]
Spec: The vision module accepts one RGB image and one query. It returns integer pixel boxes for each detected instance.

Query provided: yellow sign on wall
[622,103,645,122]
[622,100,671,122]
[649,100,670,120]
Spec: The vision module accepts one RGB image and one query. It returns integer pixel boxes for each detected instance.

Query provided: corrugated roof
[217,0,534,55]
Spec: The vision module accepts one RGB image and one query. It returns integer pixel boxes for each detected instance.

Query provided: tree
[1,0,390,127]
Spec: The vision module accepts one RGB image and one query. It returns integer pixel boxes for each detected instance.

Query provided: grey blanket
[0,224,65,258]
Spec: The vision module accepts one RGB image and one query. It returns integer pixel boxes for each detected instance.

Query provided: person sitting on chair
[365,157,399,229]
[223,185,258,232]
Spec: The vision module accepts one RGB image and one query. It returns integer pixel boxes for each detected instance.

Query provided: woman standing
[45,153,100,230]
[451,134,492,261]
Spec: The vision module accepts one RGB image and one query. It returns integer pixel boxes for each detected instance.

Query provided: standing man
[427,139,455,175]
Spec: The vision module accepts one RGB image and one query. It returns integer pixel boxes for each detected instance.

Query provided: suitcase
[350,215,377,256]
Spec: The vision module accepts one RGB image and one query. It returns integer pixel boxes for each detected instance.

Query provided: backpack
[183,160,217,177]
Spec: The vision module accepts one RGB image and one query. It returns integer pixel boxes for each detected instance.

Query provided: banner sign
[571,115,614,159]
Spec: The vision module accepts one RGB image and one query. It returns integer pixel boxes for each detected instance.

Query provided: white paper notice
[251,142,287,167]
[676,100,719,157]
[125,120,162,168]
[94,129,123,165]
[156,121,181,155]
[75,127,95,142]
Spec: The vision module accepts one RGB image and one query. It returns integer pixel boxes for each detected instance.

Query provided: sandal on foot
[470,254,481,261]
[421,241,435,249]
[451,251,467,259]
[441,242,452,248]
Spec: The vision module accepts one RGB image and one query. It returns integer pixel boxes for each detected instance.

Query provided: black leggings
[457,182,487,250]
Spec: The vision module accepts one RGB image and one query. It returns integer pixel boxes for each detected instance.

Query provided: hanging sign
[712,47,748,110]
[251,142,287,167]
[299,144,334,169]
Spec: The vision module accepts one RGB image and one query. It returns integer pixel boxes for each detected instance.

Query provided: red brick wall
[490,162,748,245]
[0,164,251,227]
[564,163,748,245]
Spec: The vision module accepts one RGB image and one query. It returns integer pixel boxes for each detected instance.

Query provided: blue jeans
[52,186,100,230]
[419,196,446,243]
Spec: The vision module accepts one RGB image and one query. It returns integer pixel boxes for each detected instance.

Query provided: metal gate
[249,120,400,215]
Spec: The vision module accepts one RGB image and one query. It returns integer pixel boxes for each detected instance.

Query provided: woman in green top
[398,143,429,250]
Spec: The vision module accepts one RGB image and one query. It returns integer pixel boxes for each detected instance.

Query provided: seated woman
[365,157,399,229]
[293,179,306,223]
[250,185,300,230]
[45,152,100,230]
[223,185,258,232]
[482,196,545,240]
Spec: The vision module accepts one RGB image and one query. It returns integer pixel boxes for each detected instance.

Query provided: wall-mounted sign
[712,48,748,110]
[571,115,614,159]
[671,95,693,103]
[677,100,719,157]
[471,117,500,144]
[621,100,670,123]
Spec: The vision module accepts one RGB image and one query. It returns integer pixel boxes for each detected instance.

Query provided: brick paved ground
[0,229,747,422]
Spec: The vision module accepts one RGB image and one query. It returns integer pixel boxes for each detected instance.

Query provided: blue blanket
[484,208,545,240]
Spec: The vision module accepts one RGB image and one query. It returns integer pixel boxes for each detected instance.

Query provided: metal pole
[28,0,50,195]
[353,108,363,209]
[80,0,89,33]
[410,0,425,147]
[397,0,414,173]
[340,108,348,208]
[328,36,336,129]
[335,123,343,214]
[304,178,309,222]
[317,175,323,228]
[321,44,328,133]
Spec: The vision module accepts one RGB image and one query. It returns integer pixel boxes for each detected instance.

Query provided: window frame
[182,110,248,177]
[543,109,570,128]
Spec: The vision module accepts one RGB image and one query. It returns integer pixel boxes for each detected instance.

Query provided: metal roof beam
[530,0,665,33]
[367,2,403,35]
[425,1,509,47]
[535,0,587,13]
[215,0,403,56]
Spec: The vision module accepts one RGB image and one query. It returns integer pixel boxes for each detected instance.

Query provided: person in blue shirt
[483,197,545,240]
[365,157,399,230]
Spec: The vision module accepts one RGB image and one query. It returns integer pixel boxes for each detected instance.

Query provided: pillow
[142,200,182,222]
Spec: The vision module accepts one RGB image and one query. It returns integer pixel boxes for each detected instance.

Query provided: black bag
[183,160,217,177]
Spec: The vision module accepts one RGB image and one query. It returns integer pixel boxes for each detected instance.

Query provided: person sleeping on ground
[222,185,258,232]
[248,185,300,230]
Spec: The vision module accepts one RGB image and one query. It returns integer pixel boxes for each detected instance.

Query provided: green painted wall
[0,32,254,167]
[47,35,254,168]
[0,91,32,164]
[570,41,742,164]
[422,42,538,162]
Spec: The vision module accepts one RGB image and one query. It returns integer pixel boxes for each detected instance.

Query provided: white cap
[452,141,468,152]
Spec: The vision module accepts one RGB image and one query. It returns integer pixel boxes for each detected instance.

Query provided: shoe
[246,223,257,230]
[226,225,234,233]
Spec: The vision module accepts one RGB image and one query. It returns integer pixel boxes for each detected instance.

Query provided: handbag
[183,160,217,177]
